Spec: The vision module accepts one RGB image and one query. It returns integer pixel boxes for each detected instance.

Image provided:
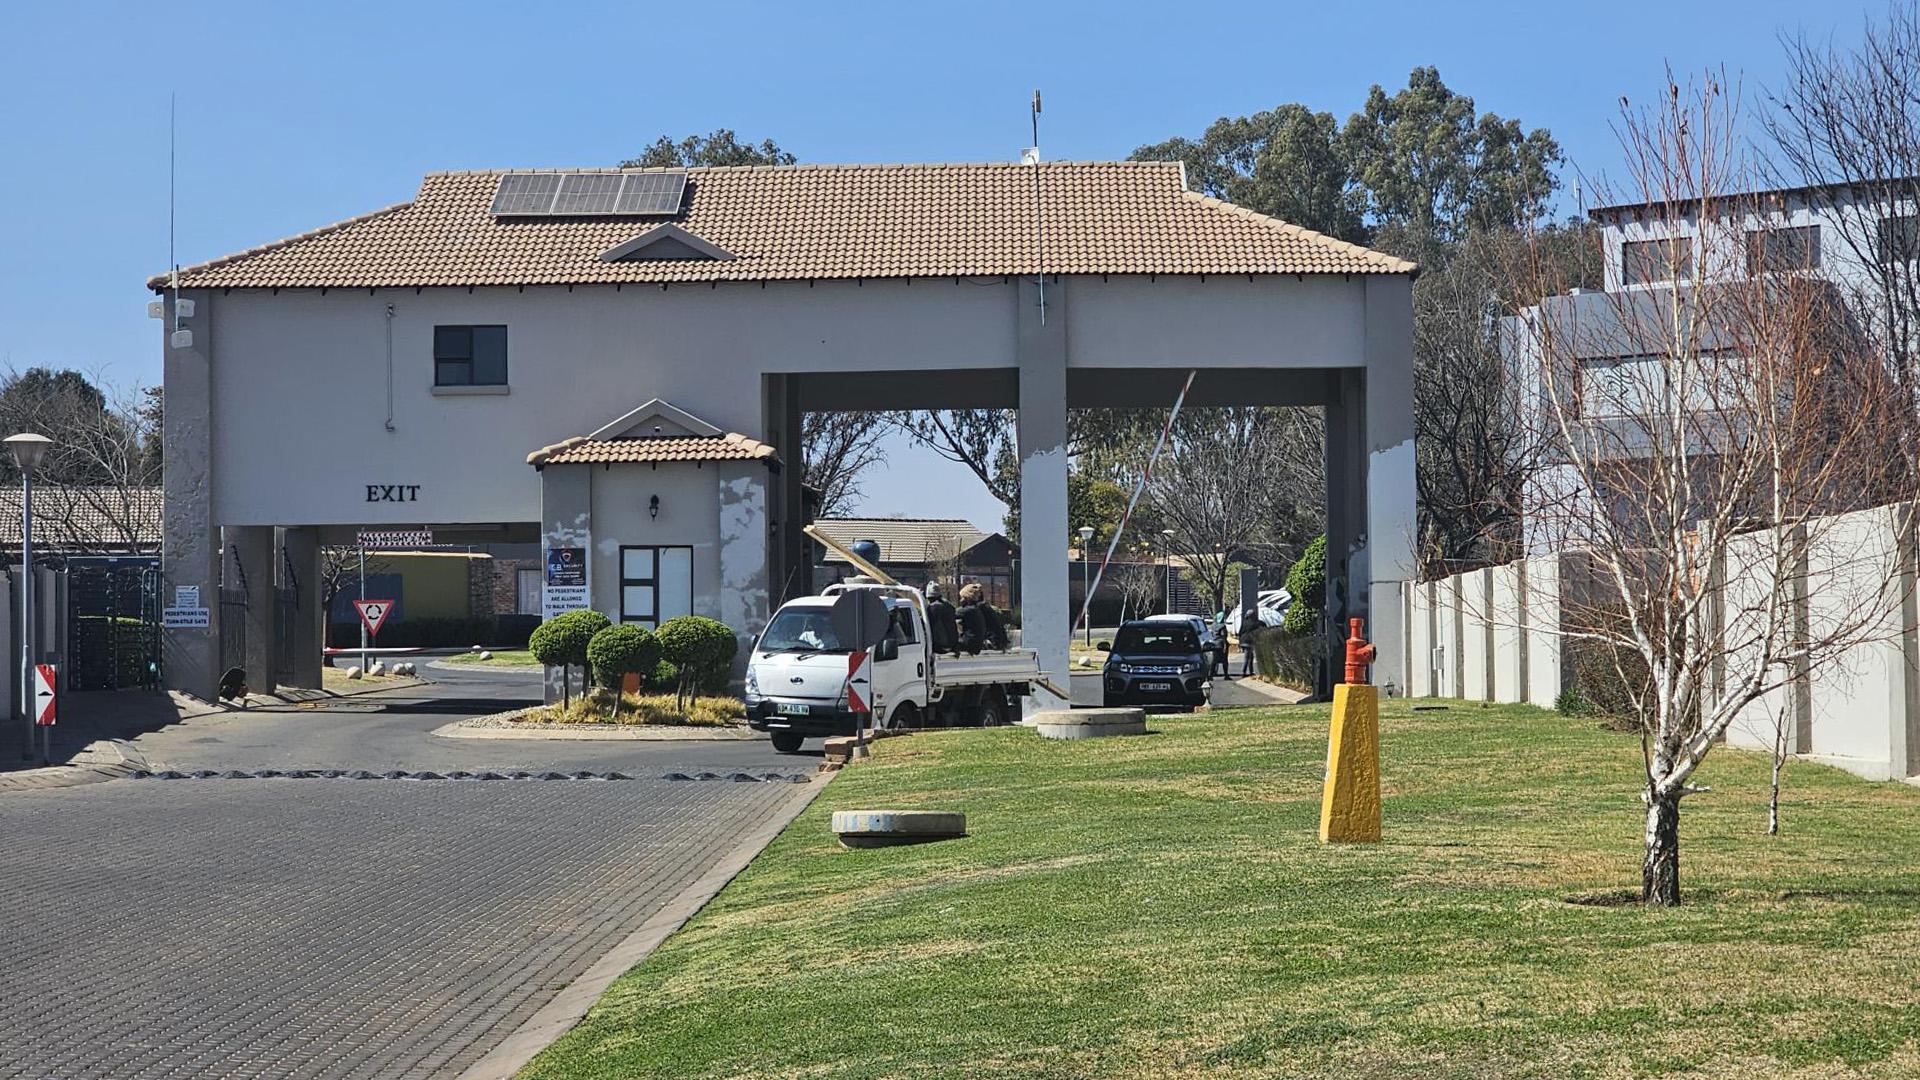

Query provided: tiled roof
[812,518,997,563]
[0,487,161,550]
[153,162,1417,290]
[526,432,777,467]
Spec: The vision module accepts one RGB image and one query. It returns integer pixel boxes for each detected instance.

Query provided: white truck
[744,580,1051,753]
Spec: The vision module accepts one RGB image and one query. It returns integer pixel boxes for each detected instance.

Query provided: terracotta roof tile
[154,162,1416,290]
[526,432,777,467]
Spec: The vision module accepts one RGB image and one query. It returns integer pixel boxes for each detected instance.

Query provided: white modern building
[153,161,1419,700]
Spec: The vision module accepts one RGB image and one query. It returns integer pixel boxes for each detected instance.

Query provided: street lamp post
[7,433,52,763]
[1161,529,1176,614]
[1076,526,1094,646]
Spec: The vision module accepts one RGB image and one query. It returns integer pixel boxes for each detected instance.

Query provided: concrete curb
[0,739,150,794]
[432,716,761,742]
[1222,678,1310,705]
[453,770,834,1080]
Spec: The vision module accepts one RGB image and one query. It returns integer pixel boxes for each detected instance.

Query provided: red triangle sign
[354,599,395,638]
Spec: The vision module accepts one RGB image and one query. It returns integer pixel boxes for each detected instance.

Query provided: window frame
[433,324,509,387]
[618,544,694,628]
[1745,224,1822,275]
[1620,236,1693,287]
[1879,214,1920,265]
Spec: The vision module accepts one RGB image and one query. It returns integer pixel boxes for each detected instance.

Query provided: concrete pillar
[227,526,277,692]
[1363,276,1417,695]
[161,288,221,700]
[1323,368,1365,696]
[1016,277,1069,712]
[762,374,809,604]
[539,463,592,704]
[718,462,773,682]
[280,527,324,689]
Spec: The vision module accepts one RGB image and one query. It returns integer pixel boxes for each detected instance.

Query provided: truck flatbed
[929,649,1043,692]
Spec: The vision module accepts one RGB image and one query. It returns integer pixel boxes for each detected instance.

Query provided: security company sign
[354,599,395,639]
[844,649,873,714]
[33,664,55,727]
[544,546,590,619]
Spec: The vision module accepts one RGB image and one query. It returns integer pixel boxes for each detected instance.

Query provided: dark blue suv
[1100,620,1210,711]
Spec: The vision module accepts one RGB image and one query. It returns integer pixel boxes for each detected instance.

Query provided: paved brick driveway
[0,767,811,1077]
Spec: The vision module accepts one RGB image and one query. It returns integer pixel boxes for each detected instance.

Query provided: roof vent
[491,171,687,218]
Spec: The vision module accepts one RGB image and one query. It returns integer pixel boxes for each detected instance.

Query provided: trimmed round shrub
[586,623,661,690]
[529,609,611,672]
[655,616,740,695]
[646,658,680,691]
[1281,535,1327,638]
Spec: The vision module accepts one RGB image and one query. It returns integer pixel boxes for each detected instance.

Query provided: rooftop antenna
[1025,90,1046,325]
[170,92,178,335]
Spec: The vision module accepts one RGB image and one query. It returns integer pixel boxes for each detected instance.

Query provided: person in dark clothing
[925,581,960,654]
[958,582,1010,652]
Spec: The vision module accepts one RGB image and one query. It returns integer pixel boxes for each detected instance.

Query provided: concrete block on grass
[1031,707,1146,739]
[832,809,966,847]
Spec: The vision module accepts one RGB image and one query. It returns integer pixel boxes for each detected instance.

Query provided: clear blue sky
[0,0,1875,531]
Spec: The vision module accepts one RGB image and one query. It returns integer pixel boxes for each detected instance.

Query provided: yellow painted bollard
[1319,618,1381,843]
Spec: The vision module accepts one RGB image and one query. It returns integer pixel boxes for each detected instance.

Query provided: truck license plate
[1140,681,1171,691]
[776,703,811,716]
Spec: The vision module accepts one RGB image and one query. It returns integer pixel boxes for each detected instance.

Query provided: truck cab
[745,582,1041,752]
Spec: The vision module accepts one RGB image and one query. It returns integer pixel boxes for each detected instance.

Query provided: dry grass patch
[516,693,744,727]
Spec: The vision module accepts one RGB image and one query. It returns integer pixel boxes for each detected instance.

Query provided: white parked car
[1226,589,1292,636]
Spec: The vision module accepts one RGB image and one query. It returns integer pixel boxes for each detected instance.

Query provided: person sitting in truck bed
[957,582,1010,652]
[925,581,960,654]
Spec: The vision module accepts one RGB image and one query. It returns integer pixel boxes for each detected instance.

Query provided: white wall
[1461,568,1492,702]
[1490,563,1525,703]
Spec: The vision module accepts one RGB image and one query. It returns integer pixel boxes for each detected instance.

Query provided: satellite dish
[830,589,889,651]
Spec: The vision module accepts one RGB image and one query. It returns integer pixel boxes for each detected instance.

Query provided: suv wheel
[770,731,805,753]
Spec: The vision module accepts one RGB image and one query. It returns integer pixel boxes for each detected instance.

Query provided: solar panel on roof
[490,174,562,215]
[490,171,686,217]
[552,173,623,214]
[615,171,689,215]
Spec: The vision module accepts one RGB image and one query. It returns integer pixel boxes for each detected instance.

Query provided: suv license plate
[775,703,811,716]
[1139,681,1171,691]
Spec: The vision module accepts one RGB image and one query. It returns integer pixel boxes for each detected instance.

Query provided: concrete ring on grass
[1031,707,1147,739]
[831,809,966,847]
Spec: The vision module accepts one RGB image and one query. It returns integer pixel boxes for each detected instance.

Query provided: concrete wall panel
[1490,564,1524,703]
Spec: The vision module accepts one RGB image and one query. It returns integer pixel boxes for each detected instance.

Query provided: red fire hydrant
[1343,617,1375,685]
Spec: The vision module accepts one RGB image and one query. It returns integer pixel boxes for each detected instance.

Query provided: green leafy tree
[529,609,611,707]
[586,623,661,718]
[622,130,796,169]
[1134,103,1365,241]
[655,616,739,711]
[1281,535,1326,639]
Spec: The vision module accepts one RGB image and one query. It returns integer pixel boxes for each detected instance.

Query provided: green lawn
[522,701,1920,1080]
[440,648,539,667]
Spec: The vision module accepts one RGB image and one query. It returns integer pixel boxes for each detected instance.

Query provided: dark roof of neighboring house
[151,161,1417,290]
[0,487,160,550]
[812,518,1008,564]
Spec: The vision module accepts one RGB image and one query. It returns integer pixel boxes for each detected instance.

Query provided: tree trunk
[1642,789,1682,906]
[1768,750,1784,836]
[561,665,571,709]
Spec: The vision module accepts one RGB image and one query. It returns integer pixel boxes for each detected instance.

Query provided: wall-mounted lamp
[649,494,660,520]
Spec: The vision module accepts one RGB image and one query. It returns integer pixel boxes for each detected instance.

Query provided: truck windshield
[758,608,845,652]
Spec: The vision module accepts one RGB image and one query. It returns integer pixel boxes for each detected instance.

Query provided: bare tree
[1146,408,1289,616]
[1106,554,1163,624]
[0,369,161,555]
[1513,72,1912,905]
[319,548,392,648]
[1767,3,1920,441]
[803,411,895,517]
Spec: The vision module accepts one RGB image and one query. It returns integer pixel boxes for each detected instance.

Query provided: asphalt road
[1068,669,1291,709]
[0,665,814,1080]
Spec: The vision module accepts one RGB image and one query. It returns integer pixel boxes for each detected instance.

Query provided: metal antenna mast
[1030,90,1046,325]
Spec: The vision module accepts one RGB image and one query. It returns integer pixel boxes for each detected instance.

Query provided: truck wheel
[886,702,921,731]
[980,693,1010,727]
[770,732,805,753]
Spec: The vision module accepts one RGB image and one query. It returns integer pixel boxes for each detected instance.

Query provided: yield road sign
[33,664,55,726]
[354,599,395,639]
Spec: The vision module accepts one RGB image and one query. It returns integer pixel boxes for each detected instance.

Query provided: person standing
[925,581,960,654]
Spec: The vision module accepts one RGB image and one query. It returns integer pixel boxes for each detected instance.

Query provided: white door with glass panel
[620,546,693,626]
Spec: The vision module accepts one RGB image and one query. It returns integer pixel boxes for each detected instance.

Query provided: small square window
[433,325,508,386]
[1746,225,1821,274]
[1879,215,1920,264]
[1621,237,1692,286]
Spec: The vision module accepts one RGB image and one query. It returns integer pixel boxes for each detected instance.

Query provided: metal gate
[220,588,248,676]
[66,557,161,691]
[273,586,297,684]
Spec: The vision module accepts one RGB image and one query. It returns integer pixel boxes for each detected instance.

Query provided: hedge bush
[587,623,661,691]
[529,609,611,705]
[655,616,739,702]
[1282,535,1327,638]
